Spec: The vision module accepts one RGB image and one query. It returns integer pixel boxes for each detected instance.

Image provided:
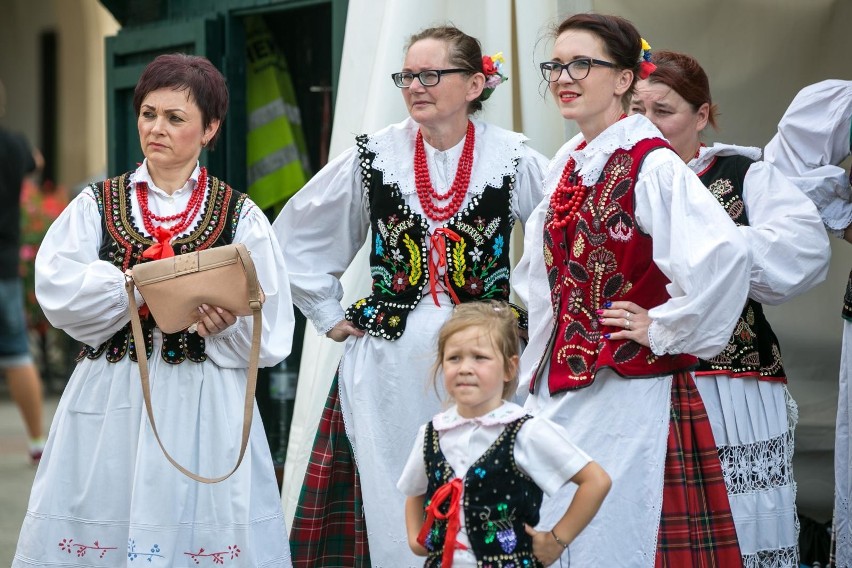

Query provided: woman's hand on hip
[326,319,365,342]
[597,300,651,347]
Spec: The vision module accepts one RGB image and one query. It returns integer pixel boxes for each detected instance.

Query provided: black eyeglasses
[540,59,617,83]
[391,68,470,88]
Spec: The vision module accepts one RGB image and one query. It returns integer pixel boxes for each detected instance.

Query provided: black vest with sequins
[344,134,526,340]
[695,155,786,382]
[75,171,247,365]
[421,416,544,568]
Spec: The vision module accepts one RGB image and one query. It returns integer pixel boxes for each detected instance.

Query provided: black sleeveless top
[695,154,785,381]
[343,134,528,341]
[421,415,544,567]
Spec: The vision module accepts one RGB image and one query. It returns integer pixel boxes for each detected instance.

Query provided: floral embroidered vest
[533,138,697,394]
[76,171,247,365]
[695,154,786,382]
[344,134,526,340]
[421,416,543,568]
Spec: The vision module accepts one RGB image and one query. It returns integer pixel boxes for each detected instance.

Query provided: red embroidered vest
[534,138,696,394]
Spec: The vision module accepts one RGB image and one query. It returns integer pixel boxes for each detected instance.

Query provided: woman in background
[630,49,829,567]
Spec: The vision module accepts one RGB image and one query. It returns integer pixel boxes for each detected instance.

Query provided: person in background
[398,301,610,567]
[0,77,46,465]
[13,54,294,567]
[275,25,547,567]
[629,50,830,566]
[517,13,751,566]
[764,79,852,567]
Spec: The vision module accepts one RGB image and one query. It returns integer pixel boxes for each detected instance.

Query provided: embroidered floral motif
[128,538,165,562]
[481,503,519,553]
[58,538,117,559]
[184,545,241,565]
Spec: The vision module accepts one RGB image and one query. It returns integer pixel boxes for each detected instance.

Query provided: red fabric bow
[142,226,176,260]
[428,228,463,307]
[417,477,467,568]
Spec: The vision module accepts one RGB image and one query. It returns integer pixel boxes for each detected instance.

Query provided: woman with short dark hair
[14,53,295,567]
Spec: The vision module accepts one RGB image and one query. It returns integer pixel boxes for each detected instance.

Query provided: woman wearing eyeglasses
[516,13,752,566]
[274,25,547,567]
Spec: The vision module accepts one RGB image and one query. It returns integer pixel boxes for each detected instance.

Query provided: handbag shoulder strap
[124,246,263,484]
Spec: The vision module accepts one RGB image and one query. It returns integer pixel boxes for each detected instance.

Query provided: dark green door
[105,17,225,176]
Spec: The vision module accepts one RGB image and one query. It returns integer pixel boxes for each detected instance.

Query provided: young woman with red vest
[516,13,751,567]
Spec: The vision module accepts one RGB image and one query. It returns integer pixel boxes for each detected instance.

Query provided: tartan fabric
[656,371,744,568]
[289,373,372,567]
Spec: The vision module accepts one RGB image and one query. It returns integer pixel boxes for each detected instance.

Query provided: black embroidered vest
[695,155,786,382]
[76,171,247,365]
[344,134,526,340]
[421,416,544,568]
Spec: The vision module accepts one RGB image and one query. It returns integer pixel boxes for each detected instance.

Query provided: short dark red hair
[647,50,718,129]
[133,53,229,148]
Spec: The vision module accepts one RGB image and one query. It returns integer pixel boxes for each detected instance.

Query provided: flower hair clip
[480,52,508,101]
[638,38,656,80]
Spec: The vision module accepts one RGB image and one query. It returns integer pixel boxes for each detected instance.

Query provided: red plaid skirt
[289,373,372,567]
[656,371,743,567]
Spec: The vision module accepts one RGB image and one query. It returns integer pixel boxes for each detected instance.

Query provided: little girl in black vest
[398,301,611,567]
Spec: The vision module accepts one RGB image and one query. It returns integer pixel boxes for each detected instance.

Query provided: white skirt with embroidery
[13,333,291,567]
[694,373,799,567]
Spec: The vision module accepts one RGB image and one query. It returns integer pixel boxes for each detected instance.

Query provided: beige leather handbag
[125,243,263,483]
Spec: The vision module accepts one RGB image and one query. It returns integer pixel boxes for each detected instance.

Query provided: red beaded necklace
[548,141,588,229]
[414,120,475,222]
[137,167,207,259]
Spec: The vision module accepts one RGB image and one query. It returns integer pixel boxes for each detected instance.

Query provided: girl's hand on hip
[524,524,565,566]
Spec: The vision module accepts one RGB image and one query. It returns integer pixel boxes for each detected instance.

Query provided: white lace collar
[689,142,762,174]
[365,116,528,196]
[432,401,528,431]
[544,114,663,195]
[129,159,202,196]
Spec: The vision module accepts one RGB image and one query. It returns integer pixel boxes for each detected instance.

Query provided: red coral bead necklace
[414,120,475,222]
[137,166,207,238]
[548,140,588,229]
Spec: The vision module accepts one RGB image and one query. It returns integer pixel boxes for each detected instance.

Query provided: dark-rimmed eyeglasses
[391,68,470,88]
[539,59,617,83]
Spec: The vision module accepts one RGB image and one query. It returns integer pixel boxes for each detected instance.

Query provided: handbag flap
[133,246,241,286]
